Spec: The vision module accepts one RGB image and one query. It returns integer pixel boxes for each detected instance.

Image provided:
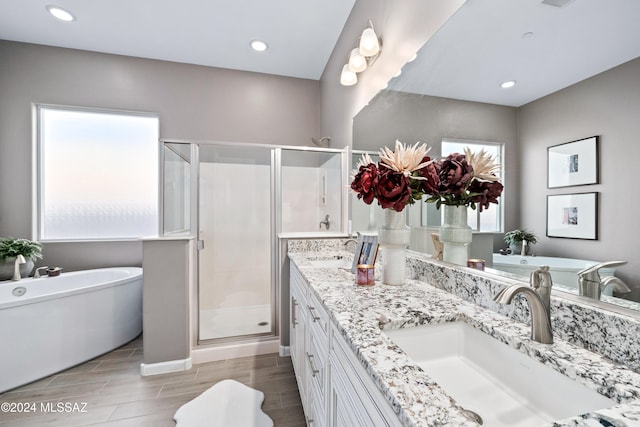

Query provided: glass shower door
[281,149,345,233]
[197,144,273,341]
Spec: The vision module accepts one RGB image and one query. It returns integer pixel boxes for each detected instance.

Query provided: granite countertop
[289,250,640,427]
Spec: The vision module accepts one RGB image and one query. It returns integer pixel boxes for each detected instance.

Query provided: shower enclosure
[162,140,347,346]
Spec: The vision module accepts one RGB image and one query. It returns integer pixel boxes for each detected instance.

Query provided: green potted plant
[0,237,43,280]
[503,229,538,255]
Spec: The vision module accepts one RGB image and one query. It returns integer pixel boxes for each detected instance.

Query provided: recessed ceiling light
[250,40,268,52]
[46,5,75,22]
[501,80,516,89]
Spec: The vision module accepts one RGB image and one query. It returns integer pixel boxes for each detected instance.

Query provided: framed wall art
[547,136,599,188]
[546,192,598,240]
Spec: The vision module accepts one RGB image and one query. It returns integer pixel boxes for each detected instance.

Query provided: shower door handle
[197,240,205,251]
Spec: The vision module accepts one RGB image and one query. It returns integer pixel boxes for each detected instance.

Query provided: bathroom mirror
[352,0,640,314]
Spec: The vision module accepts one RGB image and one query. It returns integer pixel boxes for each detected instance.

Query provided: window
[441,139,504,232]
[36,106,159,240]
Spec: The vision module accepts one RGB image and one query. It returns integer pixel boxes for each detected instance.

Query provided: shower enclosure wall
[162,140,347,349]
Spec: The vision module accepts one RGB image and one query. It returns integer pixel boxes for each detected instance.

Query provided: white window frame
[440,138,505,232]
[34,104,160,242]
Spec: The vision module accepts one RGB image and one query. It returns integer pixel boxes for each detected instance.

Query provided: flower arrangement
[351,140,503,212]
[351,141,431,212]
[420,147,504,210]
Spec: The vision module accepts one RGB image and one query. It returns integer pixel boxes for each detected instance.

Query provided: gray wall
[518,57,640,290]
[0,40,319,271]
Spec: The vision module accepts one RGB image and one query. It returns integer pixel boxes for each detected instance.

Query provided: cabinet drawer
[307,327,328,397]
[290,264,308,300]
[310,370,327,427]
[308,291,329,338]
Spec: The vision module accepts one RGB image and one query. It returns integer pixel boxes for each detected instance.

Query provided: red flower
[350,163,378,205]
[438,153,474,196]
[469,180,504,212]
[417,156,440,195]
[375,168,411,212]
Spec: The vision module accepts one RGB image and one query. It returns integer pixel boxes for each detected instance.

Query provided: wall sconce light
[340,20,382,86]
[340,64,358,86]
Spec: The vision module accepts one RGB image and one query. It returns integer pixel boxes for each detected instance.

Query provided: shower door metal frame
[161,139,349,348]
[194,141,276,345]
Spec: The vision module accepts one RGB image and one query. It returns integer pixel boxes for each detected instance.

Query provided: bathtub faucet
[494,266,554,344]
[34,266,49,278]
[577,261,630,300]
[12,255,26,281]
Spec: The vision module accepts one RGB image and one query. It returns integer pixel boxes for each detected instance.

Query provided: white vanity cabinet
[291,263,330,426]
[290,264,311,422]
[290,262,401,427]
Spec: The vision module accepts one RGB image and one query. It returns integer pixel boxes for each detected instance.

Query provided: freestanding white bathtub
[491,254,615,291]
[0,267,142,392]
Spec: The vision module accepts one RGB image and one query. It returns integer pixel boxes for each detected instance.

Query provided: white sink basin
[384,322,614,427]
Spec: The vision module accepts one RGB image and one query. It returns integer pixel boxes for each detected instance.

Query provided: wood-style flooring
[0,335,306,426]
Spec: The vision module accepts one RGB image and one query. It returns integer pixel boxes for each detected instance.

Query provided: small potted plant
[503,229,538,255]
[0,237,43,280]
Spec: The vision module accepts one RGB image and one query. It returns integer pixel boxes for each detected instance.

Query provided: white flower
[378,140,433,177]
[465,147,501,182]
[355,152,374,169]
[350,152,375,181]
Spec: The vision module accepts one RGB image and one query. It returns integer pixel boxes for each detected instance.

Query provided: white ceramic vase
[378,209,410,285]
[439,205,472,266]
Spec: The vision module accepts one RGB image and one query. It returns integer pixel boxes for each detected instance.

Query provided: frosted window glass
[38,107,159,240]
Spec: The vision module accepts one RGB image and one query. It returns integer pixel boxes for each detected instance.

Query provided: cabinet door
[290,292,304,369]
[290,264,309,419]
[329,353,374,427]
[329,325,403,427]
[290,264,307,371]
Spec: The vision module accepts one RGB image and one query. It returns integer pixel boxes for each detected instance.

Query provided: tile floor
[0,335,306,426]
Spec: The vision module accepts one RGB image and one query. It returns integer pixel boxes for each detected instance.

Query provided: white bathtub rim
[492,254,616,272]
[0,266,142,310]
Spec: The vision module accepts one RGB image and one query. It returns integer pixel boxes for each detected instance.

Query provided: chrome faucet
[494,266,554,344]
[34,266,49,278]
[343,238,357,252]
[319,214,330,230]
[577,261,630,300]
[11,255,26,281]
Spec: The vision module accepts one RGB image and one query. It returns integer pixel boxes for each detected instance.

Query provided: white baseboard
[191,337,280,364]
[140,357,192,376]
[279,345,290,357]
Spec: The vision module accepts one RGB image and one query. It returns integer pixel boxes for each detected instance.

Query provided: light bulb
[359,27,380,57]
[250,40,268,52]
[340,64,357,86]
[46,5,75,22]
[348,48,367,73]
